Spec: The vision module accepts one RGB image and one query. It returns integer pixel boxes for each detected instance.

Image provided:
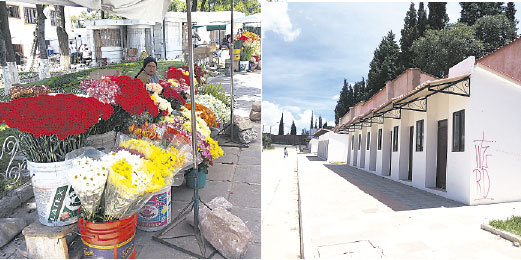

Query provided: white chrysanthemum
[194,94,230,122]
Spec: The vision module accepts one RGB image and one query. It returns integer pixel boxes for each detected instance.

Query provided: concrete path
[298,152,521,259]
[208,70,262,118]
[261,145,301,258]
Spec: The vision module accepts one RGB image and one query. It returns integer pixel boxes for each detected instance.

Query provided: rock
[234,115,254,131]
[0,218,27,247]
[199,207,251,259]
[239,129,258,144]
[186,197,232,226]
[22,220,77,259]
[251,102,261,112]
[0,183,34,218]
[249,110,261,121]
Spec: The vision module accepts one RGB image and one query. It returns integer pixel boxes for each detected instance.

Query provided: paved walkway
[298,152,521,259]
[261,145,301,258]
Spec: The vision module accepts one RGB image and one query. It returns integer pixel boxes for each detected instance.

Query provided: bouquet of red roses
[0,94,113,162]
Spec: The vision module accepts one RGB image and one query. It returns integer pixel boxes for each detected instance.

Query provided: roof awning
[334,74,471,134]
[206,24,226,31]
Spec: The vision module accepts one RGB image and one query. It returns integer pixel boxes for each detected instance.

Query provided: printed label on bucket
[82,234,135,259]
[138,189,171,229]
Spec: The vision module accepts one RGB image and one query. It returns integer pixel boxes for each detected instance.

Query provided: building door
[436,119,448,189]
[388,131,392,176]
[408,126,414,181]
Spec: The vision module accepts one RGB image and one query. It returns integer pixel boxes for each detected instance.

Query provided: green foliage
[310,112,313,130]
[290,121,296,135]
[474,14,517,54]
[411,23,485,78]
[417,2,428,37]
[240,46,254,61]
[459,2,505,26]
[197,82,230,105]
[318,116,322,129]
[505,2,518,27]
[427,2,449,30]
[169,0,187,12]
[489,215,521,237]
[367,31,400,99]
[278,113,284,135]
[399,3,419,72]
[262,133,272,149]
[334,79,350,125]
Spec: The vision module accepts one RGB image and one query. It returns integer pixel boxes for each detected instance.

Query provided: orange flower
[184,103,217,127]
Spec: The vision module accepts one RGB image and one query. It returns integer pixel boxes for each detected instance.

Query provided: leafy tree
[505,2,518,29]
[290,121,297,135]
[169,0,187,11]
[411,23,484,78]
[367,31,400,99]
[334,79,350,125]
[399,2,419,72]
[474,14,517,54]
[278,113,284,135]
[418,2,428,37]
[427,2,449,30]
[310,111,314,130]
[459,2,505,26]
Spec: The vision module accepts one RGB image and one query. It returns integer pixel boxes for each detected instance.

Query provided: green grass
[23,60,184,92]
[490,216,521,237]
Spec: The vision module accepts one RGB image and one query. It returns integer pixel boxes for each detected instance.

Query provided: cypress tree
[367,31,400,100]
[278,113,284,135]
[399,2,418,72]
[505,2,518,28]
[427,2,449,30]
[310,111,314,130]
[290,121,297,135]
[334,79,350,125]
[418,2,428,37]
[319,116,323,129]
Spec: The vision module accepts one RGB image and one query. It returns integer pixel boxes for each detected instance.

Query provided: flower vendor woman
[136,56,162,85]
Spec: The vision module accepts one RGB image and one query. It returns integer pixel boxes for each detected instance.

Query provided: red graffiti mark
[473,132,495,201]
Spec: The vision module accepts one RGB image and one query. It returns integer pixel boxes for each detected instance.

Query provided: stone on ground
[0,218,27,247]
[186,197,233,226]
[249,110,261,121]
[199,207,251,259]
[251,102,261,112]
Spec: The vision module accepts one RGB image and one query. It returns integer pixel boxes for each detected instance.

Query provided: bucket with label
[28,160,81,226]
[137,187,171,231]
[79,214,137,259]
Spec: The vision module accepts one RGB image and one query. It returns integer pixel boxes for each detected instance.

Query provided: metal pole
[230,0,234,141]
[186,0,200,231]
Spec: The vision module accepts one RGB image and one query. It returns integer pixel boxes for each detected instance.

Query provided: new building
[335,38,521,205]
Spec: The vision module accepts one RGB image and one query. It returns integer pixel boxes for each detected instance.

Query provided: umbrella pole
[230,0,235,142]
[152,2,214,258]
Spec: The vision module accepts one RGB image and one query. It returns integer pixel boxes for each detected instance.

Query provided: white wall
[467,66,521,204]
[353,130,359,166]
[309,138,319,154]
[359,127,367,169]
[398,110,413,181]
[411,112,427,188]
[164,21,183,59]
[425,93,449,190]
[346,133,352,165]
[376,119,393,176]
[327,133,349,163]
[369,124,378,171]
[390,119,401,179]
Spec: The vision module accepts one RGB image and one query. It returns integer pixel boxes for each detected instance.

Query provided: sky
[261,1,521,135]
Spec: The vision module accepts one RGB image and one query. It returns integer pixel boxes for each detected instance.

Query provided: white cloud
[332,94,340,100]
[262,100,315,134]
[262,1,301,42]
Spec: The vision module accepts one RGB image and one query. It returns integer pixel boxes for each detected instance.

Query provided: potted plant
[0,94,113,226]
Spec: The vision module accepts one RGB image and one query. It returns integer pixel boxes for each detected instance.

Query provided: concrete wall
[309,138,319,154]
[327,133,349,163]
[467,65,521,204]
[477,38,521,82]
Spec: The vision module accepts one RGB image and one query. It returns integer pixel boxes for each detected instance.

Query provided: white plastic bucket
[28,160,81,226]
[137,187,171,231]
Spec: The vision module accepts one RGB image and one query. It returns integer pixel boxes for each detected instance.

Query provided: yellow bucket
[233,49,241,61]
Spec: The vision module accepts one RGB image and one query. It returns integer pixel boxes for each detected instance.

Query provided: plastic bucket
[78,214,137,259]
[233,49,241,60]
[185,168,207,189]
[239,61,249,72]
[137,187,171,231]
[28,160,81,226]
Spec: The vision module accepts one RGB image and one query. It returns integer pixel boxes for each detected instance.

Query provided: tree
[474,14,517,54]
[505,2,518,29]
[427,2,449,30]
[36,5,50,79]
[411,23,484,78]
[290,121,297,135]
[418,2,428,37]
[314,119,317,129]
[55,5,70,69]
[323,122,328,128]
[310,111,314,130]
[399,2,418,72]
[278,113,284,135]
[459,2,505,26]
[0,2,20,93]
[367,31,401,99]
[318,116,323,129]
[169,0,187,11]
[334,79,350,125]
